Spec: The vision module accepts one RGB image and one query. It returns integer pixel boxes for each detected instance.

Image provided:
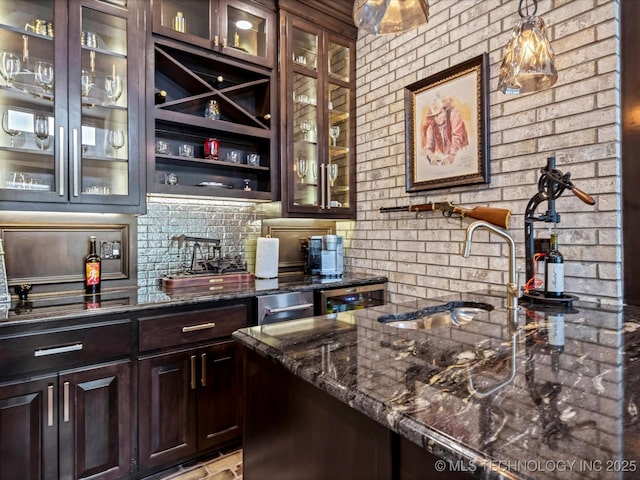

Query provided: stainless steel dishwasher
[256,291,315,325]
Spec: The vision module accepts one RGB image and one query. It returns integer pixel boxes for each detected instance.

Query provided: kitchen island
[233,291,640,480]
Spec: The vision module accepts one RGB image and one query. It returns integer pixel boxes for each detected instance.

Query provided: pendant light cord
[518,0,538,18]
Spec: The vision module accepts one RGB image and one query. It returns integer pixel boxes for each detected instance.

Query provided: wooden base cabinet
[0,360,132,480]
[138,340,242,471]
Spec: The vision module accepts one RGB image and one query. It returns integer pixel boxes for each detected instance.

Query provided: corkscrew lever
[544,169,596,205]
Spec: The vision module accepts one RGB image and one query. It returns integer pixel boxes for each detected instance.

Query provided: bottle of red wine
[85,236,101,294]
[544,233,564,298]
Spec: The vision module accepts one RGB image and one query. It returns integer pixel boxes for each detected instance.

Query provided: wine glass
[2,112,21,147]
[33,115,50,150]
[296,157,308,183]
[107,129,125,158]
[329,125,340,147]
[328,163,338,187]
[81,70,94,98]
[35,61,54,93]
[1,52,21,87]
[300,120,311,141]
[104,75,123,106]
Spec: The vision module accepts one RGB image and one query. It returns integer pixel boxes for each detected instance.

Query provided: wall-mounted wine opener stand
[521,157,596,308]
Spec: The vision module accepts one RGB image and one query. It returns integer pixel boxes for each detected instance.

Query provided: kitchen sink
[377,301,494,330]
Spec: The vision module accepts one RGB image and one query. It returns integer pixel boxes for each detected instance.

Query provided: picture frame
[405,53,489,192]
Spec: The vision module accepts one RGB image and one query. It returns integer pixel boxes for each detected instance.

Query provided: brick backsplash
[137,196,262,287]
[347,0,621,306]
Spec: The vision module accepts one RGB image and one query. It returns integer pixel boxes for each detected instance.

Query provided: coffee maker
[307,235,343,277]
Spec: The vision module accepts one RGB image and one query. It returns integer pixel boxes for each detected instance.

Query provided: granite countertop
[0,275,388,326]
[233,290,640,480]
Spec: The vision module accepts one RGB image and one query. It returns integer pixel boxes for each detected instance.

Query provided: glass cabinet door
[153,0,275,68]
[291,26,319,208]
[74,5,131,202]
[0,0,60,200]
[327,39,351,210]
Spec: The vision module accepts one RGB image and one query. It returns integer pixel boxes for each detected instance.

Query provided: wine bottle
[155,90,167,105]
[544,233,564,298]
[85,235,101,294]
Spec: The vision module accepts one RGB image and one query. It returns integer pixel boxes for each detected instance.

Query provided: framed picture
[405,53,489,192]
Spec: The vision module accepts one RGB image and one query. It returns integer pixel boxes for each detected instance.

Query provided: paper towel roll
[255,237,279,279]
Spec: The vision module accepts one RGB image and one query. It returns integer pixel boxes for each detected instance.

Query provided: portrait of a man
[421,95,469,166]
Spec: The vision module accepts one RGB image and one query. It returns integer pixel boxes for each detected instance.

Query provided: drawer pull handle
[35,343,83,357]
[182,323,216,333]
[201,353,207,387]
[47,385,54,427]
[63,382,70,422]
[265,303,314,315]
[209,278,224,284]
[190,355,196,390]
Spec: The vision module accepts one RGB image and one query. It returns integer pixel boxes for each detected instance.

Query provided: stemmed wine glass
[35,61,54,93]
[2,112,21,147]
[107,129,125,158]
[329,125,340,147]
[33,115,50,150]
[328,163,338,187]
[296,157,308,183]
[300,120,311,141]
[1,52,21,87]
[104,75,123,106]
[81,70,94,98]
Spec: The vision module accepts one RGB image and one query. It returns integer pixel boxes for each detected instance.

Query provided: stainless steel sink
[377,301,494,330]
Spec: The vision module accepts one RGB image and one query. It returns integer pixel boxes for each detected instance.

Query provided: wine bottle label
[86,262,101,286]
[546,263,564,293]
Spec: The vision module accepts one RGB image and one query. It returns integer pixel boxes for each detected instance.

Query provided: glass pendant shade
[353,0,429,36]
[498,14,557,94]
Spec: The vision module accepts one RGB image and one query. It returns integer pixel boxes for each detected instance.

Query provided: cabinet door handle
[320,164,326,208]
[35,343,83,357]
[63,381,70,422]
[190,355,196,390]
[201,353,207,387]
[72,128,79,197]
[47,384,54,427]
[58,126,65,196]
[265,303,313,315]
[182,322,216,333]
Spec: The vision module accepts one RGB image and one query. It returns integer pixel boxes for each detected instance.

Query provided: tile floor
[158,449,243,480]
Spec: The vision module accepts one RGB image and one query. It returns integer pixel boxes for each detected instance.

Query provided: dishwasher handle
[264,303,314,315]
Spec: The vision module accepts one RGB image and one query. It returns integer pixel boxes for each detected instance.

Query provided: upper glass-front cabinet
[282,13,355,219]
[0,0,144,213]
[152,0,276,68]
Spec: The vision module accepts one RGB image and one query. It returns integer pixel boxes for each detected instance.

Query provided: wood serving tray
[162,272,254,288]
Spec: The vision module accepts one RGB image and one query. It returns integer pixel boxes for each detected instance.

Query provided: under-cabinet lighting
[236,20,252,30]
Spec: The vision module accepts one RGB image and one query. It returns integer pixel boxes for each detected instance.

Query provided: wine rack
[149,38,277,200]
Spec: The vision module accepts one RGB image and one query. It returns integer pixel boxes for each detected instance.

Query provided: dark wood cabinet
[137,301,247,472]
[0,315,133,480]
[147,1,278,200]
[279,4,357,219]
[0,0,146,213]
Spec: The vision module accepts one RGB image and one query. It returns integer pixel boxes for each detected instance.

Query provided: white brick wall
[344,0,621,306]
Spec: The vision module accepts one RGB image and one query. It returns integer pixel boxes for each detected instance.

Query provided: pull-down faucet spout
[462,221,519,332]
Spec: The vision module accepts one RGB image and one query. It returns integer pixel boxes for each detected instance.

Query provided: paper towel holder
[255,235,279,279]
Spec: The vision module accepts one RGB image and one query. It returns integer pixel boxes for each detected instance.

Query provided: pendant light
[353,0,429,36]
[498,0,557,94]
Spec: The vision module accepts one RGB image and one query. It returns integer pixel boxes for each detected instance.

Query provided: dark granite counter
[233,290,640,479]
[0,275,388,326]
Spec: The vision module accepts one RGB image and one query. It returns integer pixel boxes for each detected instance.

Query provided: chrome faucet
[462,220,519,330]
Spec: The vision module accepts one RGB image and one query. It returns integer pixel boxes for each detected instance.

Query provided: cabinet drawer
[0,320,132,377]
[138,303,248,352]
